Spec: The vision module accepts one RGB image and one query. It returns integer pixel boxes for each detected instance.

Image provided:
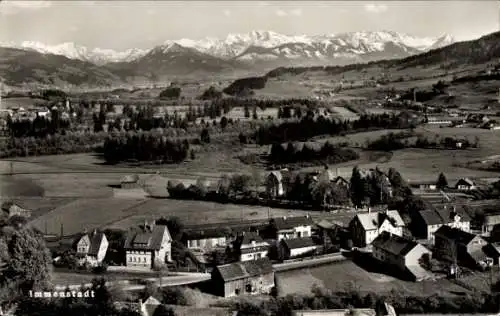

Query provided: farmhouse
[266,170,289,198]
[410,207,471,243]
[75,230,108,267]
[279,237,320,260]
[372,232,432,281]
[455,178,476,191]
[121,175,140,189]
[349,210,405,248]
[268,215,314,241]
[1,201,32,218]
[409,180,437,191]
[211,258,274,298]
[182,228,228,253]
[235,232,270,262]
[434,226,492,270]
[124,222,172,269]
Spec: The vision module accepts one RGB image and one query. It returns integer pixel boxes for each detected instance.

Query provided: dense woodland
[269,141,359,165]
[252,113,416,145]
[102,134,190,164]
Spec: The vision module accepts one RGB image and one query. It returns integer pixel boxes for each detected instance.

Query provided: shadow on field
[0,175,45,197]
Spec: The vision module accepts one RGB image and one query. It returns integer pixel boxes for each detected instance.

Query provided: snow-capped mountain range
[1,30,455,66]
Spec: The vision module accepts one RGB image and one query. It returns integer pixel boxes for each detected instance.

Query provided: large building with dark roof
[211,258,274,297]
[124,222,172,269]
[433,226,491,270]
[410,206,471,243]
[372,232,432,281]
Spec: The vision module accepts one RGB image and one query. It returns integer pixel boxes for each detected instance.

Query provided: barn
[211,258,274,298]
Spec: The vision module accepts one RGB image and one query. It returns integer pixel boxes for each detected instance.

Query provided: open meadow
[276,260,469,297]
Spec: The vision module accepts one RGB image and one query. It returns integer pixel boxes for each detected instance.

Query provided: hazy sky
[0,1,498,50]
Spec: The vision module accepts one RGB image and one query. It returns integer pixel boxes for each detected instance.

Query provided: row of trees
[366,132,479,151]
[252,113,416,145]
[269,142,359,165]
[102,134,190,164]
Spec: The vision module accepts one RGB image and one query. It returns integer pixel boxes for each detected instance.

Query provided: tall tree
[436,172,448,189]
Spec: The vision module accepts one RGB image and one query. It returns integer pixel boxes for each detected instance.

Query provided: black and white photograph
[1,0,500,315]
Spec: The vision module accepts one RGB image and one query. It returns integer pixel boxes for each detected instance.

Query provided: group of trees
[223,76,268,96]
[366,132,479,151]
[269,142,359,166]
[102,134,190,164]
[350,167,412,207]
[7,109,71,138]
[159,86,181,99]
[252,113,416,145]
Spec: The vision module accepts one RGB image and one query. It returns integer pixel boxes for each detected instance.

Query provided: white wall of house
[404,244,431,267]
[96,236,109,263]
[158,231,172,263]
[77,236,90,254]
[240,250,268,262]
[277,225,312,241]
[290,245,318,258]
[363,222,403,246]
[187,237,226,250]
[427,224,443,243]
[126,250,153,268]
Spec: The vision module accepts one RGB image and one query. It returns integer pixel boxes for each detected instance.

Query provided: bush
[92,264,108,274]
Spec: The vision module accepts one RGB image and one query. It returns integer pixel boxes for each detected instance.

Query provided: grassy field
[276,260,468,296]
[106,199,313,230]
[0,97,48,109]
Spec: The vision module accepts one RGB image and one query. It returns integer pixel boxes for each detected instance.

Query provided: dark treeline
[102,133,190,164]
[0,132,107,158]
[253,113,415,145]
[366,132,478,151]
[7,111,71,138]
[269,141,359,165]
[223,76,268,95]
[232,287,500,316]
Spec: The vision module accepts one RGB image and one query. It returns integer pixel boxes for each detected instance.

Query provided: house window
[303,231,309,237]
[246,284,252,293]
[297,232,302,237]
[235,289,240,295]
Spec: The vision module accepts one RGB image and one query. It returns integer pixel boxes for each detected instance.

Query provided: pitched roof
[124,224,171,251]
[183,228,227,240]
[372,232,426,257]
[456,178,475,186]
[272,216,313,230]
[281,237,317,250]
[434,226,478,245]
[354,211,405,231]
[240,232,265,246]
[268,171,283,182]
[214,258,273,282]
[435,207,471,223]
[79,232,106,257]
[418,209,444,226]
